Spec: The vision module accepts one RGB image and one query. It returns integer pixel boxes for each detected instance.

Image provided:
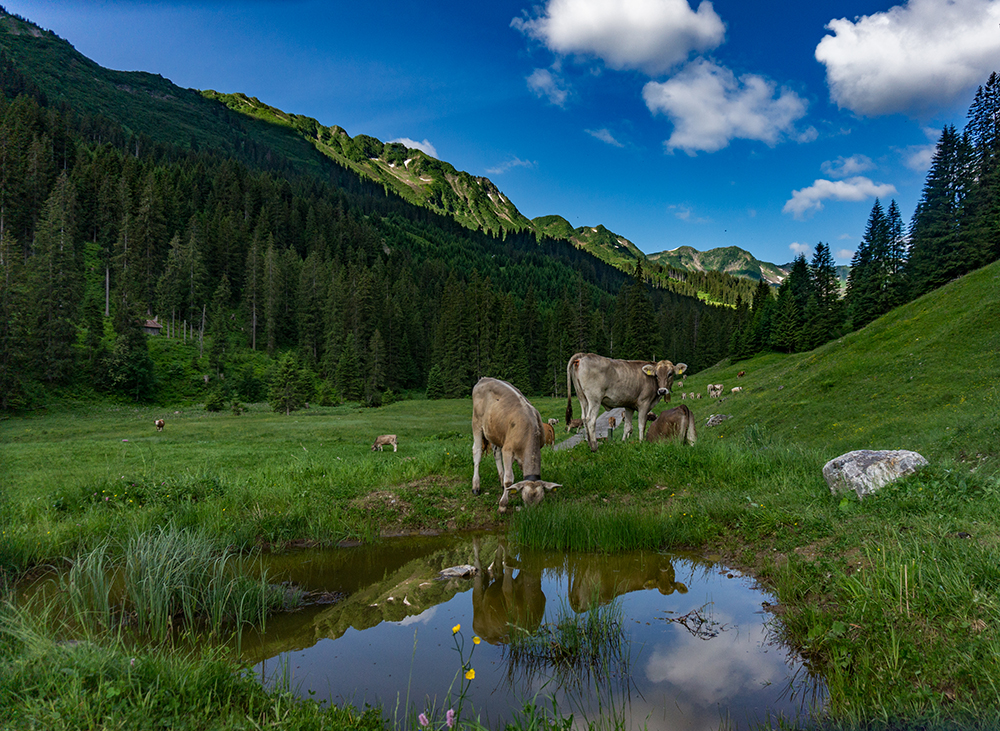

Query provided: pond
[245,533,826,730]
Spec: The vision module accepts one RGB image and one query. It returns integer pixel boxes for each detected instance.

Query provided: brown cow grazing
[566,353,687,451]
[644,405,697,446]
[737,370,746,378]
[371,434,398,452]
[154,419,165,431]
[472,378,561,512]
[566,418,584,433]
[541,422,555,447]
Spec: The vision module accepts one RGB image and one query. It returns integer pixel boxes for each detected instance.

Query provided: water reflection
[247,534,825,731]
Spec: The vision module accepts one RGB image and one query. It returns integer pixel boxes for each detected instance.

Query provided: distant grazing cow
[737,371,745,379]
[567,353,687,451]
[708,384,724,398]
[566,418,584,433]
[680,392,686,400]
[548,418,558,425]
[644,405,697,446]
[154,419,165,431]
[542,422,555,447]
[731,386,743,394]
[472,378,561,512]
[371,434,398,452]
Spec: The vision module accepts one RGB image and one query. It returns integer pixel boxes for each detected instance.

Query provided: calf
[472,378,561,512]
[154,419,165,431]
[644,405,697,446]
[371,434,398,452]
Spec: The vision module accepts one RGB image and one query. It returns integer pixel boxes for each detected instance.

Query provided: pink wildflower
[446,708,456,728]
[418,713,429,727]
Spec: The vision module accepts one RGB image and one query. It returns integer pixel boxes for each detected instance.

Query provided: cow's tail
[565,356,576,424]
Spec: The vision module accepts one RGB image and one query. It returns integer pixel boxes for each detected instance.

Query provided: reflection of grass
[503,597,629,690]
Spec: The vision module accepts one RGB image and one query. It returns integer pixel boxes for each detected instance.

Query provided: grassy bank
[2,261,1000,729]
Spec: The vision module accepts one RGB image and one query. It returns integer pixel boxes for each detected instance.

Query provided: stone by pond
[246,533,826,730]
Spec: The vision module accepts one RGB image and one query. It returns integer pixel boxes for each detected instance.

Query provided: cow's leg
[621,408,635,441]
[583,401,601,452]
[472,430,484,495]
[637,407,649,441]
[493,444,506,485]
[392,442,397,452]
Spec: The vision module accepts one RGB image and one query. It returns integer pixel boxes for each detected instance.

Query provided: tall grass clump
[59,526,297,643]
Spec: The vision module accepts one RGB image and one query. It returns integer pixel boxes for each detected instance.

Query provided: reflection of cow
[645,405,697,446]
[472,378,560,512]
[567,552,688,613]
[471,539,546,645]
[566,353,687,451]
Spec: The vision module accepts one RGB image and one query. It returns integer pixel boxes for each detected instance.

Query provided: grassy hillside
[677,257,1000,465]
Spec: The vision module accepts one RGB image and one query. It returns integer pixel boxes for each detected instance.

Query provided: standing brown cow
[566,353,687,451]
[371,434,398,452]
[472,378,561,512]
[154,419,165,431]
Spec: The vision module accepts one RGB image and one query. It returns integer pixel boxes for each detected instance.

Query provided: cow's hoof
[472,487,481,496]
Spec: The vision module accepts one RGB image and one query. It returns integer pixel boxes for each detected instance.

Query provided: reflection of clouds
[644,617,787,706]
[396,606,437,626]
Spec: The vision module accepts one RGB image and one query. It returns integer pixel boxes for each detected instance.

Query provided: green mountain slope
[532,215,645,270]
[648,245,788,284]
[202,91,535,238]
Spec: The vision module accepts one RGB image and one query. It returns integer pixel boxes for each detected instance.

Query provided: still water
[246,534,825,731]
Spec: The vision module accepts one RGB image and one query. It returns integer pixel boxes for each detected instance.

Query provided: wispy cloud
[643,58,808,154]
[485,157,537,175]
[585,128,624,146]
[390,137,438,158]
[821,154,874,178]
[527,67,570,107]
[836,248,855,260]
[512,0,725,76]
[816,0,1000,116]
[783,176,896,219]
[789,242,812,256]
[668,203,709,223]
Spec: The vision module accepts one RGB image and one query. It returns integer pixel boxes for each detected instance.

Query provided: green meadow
[2,260,1000,730]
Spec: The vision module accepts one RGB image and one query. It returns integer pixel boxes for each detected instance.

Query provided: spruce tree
[269,351,310,415]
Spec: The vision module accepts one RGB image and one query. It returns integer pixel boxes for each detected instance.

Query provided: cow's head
[498,480,561,513]
[642,360,688,400]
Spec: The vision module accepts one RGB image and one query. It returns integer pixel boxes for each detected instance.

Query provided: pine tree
[268,351,310,415]
[965,72,1000,268]
[335,331,362,401]
[906,125,972,298]
[0,230,32,409]
[802,243,844,350]
[106,301,155,402]
[28,172,81,385]
[846,198,887,329]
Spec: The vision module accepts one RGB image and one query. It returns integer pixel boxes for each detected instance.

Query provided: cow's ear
[642,364,655,376]
[675,363,688,376]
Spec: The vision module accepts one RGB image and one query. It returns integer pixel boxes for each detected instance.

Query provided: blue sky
[7,0,1000,266]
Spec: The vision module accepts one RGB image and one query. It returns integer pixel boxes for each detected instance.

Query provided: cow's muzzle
[657,388,669,396]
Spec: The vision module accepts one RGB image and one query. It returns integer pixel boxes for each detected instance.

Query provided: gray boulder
[823,450,928,499]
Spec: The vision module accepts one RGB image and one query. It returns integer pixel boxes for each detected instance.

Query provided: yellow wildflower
[452,624,461,634]
[465,668,475,680]
[473,636,481,645]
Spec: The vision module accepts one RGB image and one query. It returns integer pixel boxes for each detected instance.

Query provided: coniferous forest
[1,8,998,413]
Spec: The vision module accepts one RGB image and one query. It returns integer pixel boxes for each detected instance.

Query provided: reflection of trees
[241,537,479,664]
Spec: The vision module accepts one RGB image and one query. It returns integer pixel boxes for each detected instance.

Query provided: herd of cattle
[153,352,745,514]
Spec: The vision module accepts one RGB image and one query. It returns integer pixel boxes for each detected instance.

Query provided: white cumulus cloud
[585,128,624,146]
[511,0,725,76]
[789,242,812,256]
[821,154,874,178]
[390,138,438,158]
[783,177,897,219]
[527,67,570,107]
[815,0,1000,117]
[642,59,809,154]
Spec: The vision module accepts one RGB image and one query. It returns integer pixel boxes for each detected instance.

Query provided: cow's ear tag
[642,365,655,376]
